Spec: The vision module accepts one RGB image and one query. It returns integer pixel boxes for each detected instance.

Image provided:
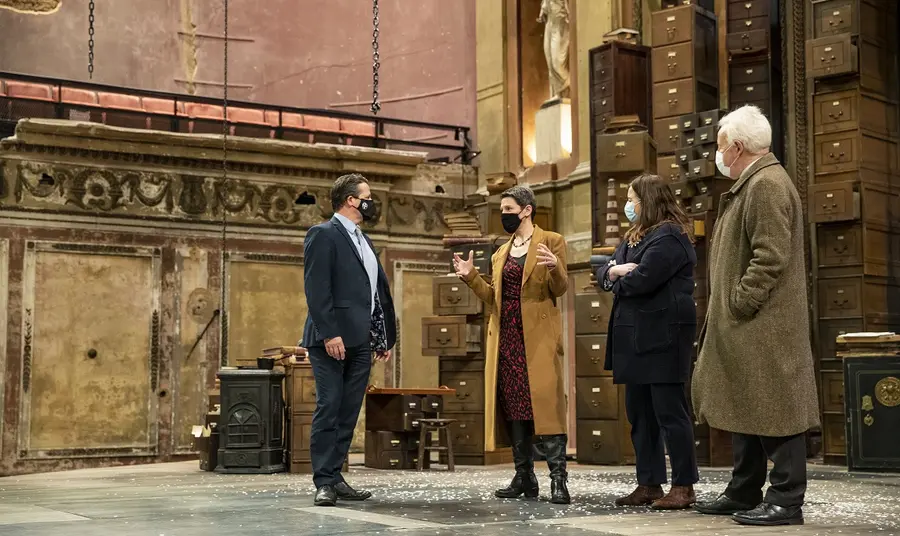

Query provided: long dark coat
[596,223,697,385]
[463,226,569,448]
[692,154,820,437]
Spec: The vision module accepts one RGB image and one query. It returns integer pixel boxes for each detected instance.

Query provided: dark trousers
[725,432,807,508]
[308,343,372,488]
[625,383,699,486]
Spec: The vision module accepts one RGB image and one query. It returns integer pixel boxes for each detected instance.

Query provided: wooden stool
[416,418,456,471]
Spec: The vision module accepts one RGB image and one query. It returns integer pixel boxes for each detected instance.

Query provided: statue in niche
[538,0,571,99]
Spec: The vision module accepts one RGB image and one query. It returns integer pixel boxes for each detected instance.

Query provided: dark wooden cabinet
[588,41,652,135]
[433,275,482,316]
[216,369,285,474]
[594,131,658,174]
[421,315,483,356]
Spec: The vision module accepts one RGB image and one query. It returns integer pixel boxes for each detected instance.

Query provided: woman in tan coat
[453,185,570,504]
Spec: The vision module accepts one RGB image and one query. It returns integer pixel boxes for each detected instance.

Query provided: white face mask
[716,145,735,178]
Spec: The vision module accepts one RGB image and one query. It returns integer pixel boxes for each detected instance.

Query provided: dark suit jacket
[300,216,397,350]
[595,223,697,385]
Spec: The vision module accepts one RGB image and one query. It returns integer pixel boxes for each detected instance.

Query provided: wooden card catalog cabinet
[433,275,482,316]
[595,131,658,174]
[574,292,613,336]
[807,36,859,80]
[421,315,483,356]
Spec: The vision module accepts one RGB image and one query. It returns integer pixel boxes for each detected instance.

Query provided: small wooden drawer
[820,371,845,413]
[694,142,717,162]
[658,155,683,181]
[364,448,415,470]
[365,430,420,453]
[686,159,716,179]
[592,49,612,78]
[812,89,899,137]
[440,371,485,412]
[809,182,860,223]
[694,177,733,196]
[811,0,891,43]
[727,0,770,19]
[653,78,717,120]
[688,194,716,213]
[652,43,695,83]
[654,117,683,154]
[727,15,770,34]
[576,418,633,465]
[671,180,697,199]
[817,319,863,361]
[698,109,726,127]
[593,96,614,116]
[421,316,482,356]
[729,62,770,85]
[421,395,444,413]
[806,35,858,80]
[574,292,613,335]
[651,4,699,46]
[822,413,846,456]
[576,377,620,420]
[433,275,482,316]
[817,223,862,266]
[595,131,658,173]
[447,243,495,277]
[726,29,769,55]
[442,413,485,453]
[675,146,694,166]
[575,335,609,377]
[731,82,769,103]
[817,277,862,318]
[694,125,716,145]
[679,113,699,131]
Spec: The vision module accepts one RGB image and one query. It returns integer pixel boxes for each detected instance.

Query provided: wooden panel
[22,244,159,456]
[227,259,305,367]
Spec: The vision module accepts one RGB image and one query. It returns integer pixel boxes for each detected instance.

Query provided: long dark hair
[624,174,694,245]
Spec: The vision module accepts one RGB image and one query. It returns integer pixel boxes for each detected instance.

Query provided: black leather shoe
[694,494,757,515]
[314,485,337,507]
[334,481,372,501]
[733,503,803,526]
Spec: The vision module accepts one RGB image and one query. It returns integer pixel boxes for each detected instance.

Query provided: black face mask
[501,212,523,234]
[355,197,377,221]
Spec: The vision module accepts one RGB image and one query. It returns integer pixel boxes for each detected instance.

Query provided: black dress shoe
[694,493,757,515]
[314,485,337,507]
[334,481,372,501]
[733,503,803,526]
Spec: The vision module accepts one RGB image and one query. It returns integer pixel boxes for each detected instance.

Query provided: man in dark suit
[301,173,396,507]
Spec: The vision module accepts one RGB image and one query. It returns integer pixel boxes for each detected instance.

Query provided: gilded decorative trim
[22,310,33,393]
[875,377,900,407]
[150,310,160,391]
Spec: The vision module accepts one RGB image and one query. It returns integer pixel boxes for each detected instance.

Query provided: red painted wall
[0,0,476,140]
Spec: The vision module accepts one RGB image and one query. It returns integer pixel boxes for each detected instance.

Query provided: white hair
[717,105,772,153]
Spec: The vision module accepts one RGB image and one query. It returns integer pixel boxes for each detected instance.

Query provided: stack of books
[443,211,482,237]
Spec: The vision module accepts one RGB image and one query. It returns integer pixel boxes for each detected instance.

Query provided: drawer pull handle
[590,313,604,323]
[832,298,850,308]
[615,152,626,158]
[444,295,462,304]
[592,441,603,449]
[592,401,600,407]
[436,336,452,345]
[591,357,601,364]
[601,85,606,92]
[828,152,846,160]
[456,392,470,399]
[828,110,844,119]
[745,20,752,27]
[668,99,679,106]
[829,18,843,26]
[831,243,848,254]
[744,2,752,7]
[667,62,678,73]
[666,27,676,39]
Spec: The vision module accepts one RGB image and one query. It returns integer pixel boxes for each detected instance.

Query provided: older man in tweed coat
[691,105,820,527]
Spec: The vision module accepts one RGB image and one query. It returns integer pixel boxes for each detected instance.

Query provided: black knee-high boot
[495,420,539,499]
[542,434,571,504]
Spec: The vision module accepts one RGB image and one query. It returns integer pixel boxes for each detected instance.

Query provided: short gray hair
[718,105,772,153]
[501,185,537,217]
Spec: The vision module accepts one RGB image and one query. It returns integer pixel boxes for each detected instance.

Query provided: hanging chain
[370,0,381,114]
[219,0,230,368]
[88,0,95,78]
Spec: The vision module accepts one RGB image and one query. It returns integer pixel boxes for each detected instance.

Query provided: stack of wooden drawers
[724,0,784,158]
[573,291,636,464]
[364,389,444,470]
[805,0,900,466]
[649,4,718,159]
[422,245,494,465]
[587,39,652,247]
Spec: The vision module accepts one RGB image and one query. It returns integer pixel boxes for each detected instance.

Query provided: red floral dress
[497,254,534,421]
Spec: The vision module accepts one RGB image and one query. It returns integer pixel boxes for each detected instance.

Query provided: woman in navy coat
[596,173,700,510]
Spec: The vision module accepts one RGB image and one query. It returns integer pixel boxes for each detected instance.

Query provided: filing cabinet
[816,221,900,278]
[447,242,499,277]
[364,388,454,470]
[809,0,896,45]
[651,40,718,84]
[433,275,483,316]
[653,78,719,122]
[658,154,683,181]
[595,131,658,174]
[808,181,898,226]
[806,35,859,80]
[588,41,652,137]
[421,315,483,356]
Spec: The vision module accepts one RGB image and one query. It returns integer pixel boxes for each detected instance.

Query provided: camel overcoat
[692,154,820,437]
[463,226,568,448]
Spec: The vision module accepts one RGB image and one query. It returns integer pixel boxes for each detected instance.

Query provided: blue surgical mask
[624,201,638,223]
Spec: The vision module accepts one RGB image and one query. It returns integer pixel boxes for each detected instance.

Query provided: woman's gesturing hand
[453,250,475,279]
[536,243,558,269]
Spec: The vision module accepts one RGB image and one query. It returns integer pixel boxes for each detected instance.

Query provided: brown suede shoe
[615,485,664,507]
[651,485,697,510]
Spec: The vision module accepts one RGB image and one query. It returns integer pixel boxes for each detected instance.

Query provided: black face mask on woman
[501,212,524,234]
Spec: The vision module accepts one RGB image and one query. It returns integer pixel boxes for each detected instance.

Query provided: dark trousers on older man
[725,432,807,507]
